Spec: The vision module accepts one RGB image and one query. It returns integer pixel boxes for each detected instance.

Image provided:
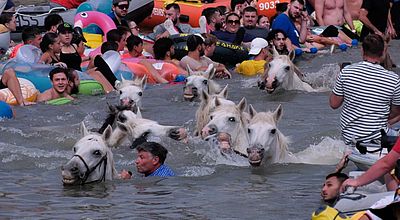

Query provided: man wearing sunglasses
[109,0,130,28]
[211,12,254,44]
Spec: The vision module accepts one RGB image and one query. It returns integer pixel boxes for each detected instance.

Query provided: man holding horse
[329,34,400,145]
[120,142,175,179]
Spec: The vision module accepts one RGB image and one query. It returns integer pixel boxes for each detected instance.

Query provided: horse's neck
[283,70,314,92]
[232,120,250,156]
[273,131,289,162]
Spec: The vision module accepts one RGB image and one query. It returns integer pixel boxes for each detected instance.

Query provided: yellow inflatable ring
[0,77,38,105]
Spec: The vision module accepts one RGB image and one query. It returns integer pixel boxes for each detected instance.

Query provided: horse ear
[80,122,89,136]
[201,89,209,102]
[140,75,147,89]
[136,107,142,118]
[114,80,122,90]
[186,64,193,76]
[249,104,257,118]
[273,104,283,122]
[102,125,113,141]
[206,64,215,79]
[272,46,279,57]
[219,84,228,99]
[237,97,247,112]
[289,49,295,61]
[214,97,221,107]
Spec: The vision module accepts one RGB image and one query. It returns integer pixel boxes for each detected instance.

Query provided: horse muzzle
[265,79,279,94]
[183,86,198,101]
[120,98,135,107]
[247,147,265,167]
[61,165,82,186]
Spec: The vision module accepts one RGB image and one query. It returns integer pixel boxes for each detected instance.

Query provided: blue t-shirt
[271,13,300,47]
[146,164,175,177]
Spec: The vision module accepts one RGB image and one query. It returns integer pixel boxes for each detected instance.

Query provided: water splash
[303,63,340,91]
[284,136,347,165]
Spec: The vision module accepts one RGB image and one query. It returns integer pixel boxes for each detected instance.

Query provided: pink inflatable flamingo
[74,11,116,42]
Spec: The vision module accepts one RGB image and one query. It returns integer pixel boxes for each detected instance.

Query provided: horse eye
[73,147,76,152]
[248,128,251,134]
[93,150,101,156]
[203,80,208,85]
[284,66,290,71]
[210,115,213,120]
[271,129,276,134]
[119,91,122,95]
[228,117,235,122]
[268,63,271,68]
[138,92,142,96]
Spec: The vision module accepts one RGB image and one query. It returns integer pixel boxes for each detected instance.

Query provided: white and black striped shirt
[333,61,400,144]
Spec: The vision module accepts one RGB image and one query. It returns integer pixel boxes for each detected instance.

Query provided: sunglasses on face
[59,31,72,34]
[117,4,129,10]
[227,20,240,25]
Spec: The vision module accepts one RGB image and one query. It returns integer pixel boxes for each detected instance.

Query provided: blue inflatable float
[0,101,13,119]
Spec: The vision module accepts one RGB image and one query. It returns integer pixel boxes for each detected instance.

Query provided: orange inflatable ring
[122,61,181,84]
[0,77,38,105]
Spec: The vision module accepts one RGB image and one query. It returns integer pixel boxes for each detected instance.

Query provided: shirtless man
[314,0,355,31]
[346,0,362,20]
[36,68,79,102]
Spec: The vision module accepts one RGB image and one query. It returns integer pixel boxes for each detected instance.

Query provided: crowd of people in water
[1,0,400,218]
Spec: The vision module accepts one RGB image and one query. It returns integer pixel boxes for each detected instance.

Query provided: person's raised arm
[359,9,383,37]
[299,11,309,44]
[343,0,355,31]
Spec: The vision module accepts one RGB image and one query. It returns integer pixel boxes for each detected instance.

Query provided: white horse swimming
[194,85,234,136]
[260,48,314,93]
[246,104,290,166]
[61,122,117,185]
[183,64,221,101]
[115,75,146,109]
[109,107,187,148]
[201,97,249,156]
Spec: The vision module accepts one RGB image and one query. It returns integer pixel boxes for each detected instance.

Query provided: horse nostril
[272,79,278,88]
[247,148,251,154]
[138,92,142,96]
[258,81,265,90]
[192,87,198,93]
[129,100,134,104]
[209,125,217,135]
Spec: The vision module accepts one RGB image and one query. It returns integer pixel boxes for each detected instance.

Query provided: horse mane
[98,104,135,134]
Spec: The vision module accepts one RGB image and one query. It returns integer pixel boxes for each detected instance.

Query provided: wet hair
[230,0,245,11]
[187,34,204,52]
[49,67,69,81]
[44,14,63,31]
[0,13,14,25]
[126,35,143,52]
[165,3,180,11]
[226,12,240,22]
[267,29,287,42]
[216,5,228,15]
[101,41,118,54]
[153,37,174,60]
[106,29,122,43]
[325,172,349,183]
[291,0,304,6]
[22,26,41,44]
[202,8,219,24]
[40,32,58,52]
[117,25,130,36]
[243,6,257,14]
[136,142,168,164]
[203,33,217,46]
[362,34,385,58]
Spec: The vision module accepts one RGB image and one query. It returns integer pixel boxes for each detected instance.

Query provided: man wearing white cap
[236,38,269,76]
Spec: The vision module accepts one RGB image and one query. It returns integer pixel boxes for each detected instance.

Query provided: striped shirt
[332,61,400,144]
[146,164,175,177]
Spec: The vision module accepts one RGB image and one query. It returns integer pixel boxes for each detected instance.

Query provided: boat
[334,191,395,215]
[348,147,387,171]
[140,0,290,28]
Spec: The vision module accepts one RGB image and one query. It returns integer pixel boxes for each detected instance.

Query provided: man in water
[36,68,79,102]
[120,142,175,178]
[321,172,349,206]
[329,34,400,144]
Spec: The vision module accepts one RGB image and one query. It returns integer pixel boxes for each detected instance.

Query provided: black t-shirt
[360,0,392,39]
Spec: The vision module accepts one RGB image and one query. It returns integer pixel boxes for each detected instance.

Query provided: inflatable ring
[46,97,73,105]
[0,77,38,105]
[122,59,180,84]
[79,80,104,95]
[0,100,13,119]
[171,34,250,65]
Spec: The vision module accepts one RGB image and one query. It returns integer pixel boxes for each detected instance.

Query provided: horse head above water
[109,107,187,148]
[201,97,249,156]
[247,104,289,166]
[61,122,117,185]
[183,64,221,101]
[115,75,146,109]
[260,48,313,93]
